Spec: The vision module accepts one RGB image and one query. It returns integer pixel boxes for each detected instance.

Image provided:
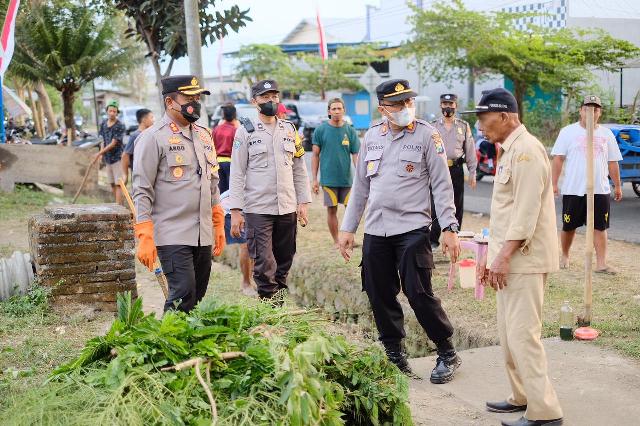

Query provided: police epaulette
[239,117,255,133]
[370,119,385,128]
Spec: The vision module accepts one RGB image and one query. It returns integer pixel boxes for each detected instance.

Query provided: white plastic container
[458,259,476,289]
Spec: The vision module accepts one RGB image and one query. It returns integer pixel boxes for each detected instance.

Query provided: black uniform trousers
[430,163,464,245]
[157,245,212,313]
[245,212,297,299]
[361,227,454,352]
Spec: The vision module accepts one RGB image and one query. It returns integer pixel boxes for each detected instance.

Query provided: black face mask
[258,101,278,117]
[174,100,201,123]
[442,107,455,117]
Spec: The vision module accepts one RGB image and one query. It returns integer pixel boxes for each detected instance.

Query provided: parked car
[120,105,146,134]
[210,103,259,128]
[603,123,640,197]
[284,101,352,151]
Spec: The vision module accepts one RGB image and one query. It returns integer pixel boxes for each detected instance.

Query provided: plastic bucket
[458,259,476,289]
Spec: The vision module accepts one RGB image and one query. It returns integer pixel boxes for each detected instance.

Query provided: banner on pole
[316,7,327,61]
[0,0,20,77]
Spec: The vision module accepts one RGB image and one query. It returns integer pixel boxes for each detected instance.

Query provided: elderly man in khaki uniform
[464,88,563,426]
[228,79,311,301]
[133,75,225,313]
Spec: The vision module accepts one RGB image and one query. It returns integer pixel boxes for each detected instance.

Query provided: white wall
[567,16,640,106]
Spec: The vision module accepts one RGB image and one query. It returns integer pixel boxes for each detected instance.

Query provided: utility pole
[184,0,209,127]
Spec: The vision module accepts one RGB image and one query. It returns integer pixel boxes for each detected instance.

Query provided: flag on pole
[0,0,20,77]
[316,7,327,61]
[217,36,224,83]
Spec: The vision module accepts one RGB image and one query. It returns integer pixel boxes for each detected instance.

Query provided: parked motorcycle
[476,138,498,181]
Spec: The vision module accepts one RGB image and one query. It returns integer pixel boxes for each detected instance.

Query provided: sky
[170,0,376,77]
[169,0,640,78]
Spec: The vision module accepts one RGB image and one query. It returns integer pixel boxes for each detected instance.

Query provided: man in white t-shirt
[551,95,623,274]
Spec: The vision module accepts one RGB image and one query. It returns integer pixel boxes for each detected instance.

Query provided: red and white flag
[217,36,224,83]
[0,0,20,77]
[316,7,327,61]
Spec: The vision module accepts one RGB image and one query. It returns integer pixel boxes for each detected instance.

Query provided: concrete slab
[408,338,640,426]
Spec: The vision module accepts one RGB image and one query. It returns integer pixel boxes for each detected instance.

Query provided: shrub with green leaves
[3,292,412,425]
[0,283,50,317]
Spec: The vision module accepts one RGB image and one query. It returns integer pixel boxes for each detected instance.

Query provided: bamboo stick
[581,106,595,326]
[160,352,246,372]
[118,178,169,299]
[71,156,99,203]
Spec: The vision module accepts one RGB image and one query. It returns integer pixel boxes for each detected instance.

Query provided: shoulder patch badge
[432,132,445,155]
[233,139,242,149]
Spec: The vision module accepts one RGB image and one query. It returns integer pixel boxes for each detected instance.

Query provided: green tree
[287,44,387,99]
[234,44,291,86]
[13,2,137,139]
[101,0,251,96]
[403,0,640,121]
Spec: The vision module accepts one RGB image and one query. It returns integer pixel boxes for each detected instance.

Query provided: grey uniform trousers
[157,245,212,313]
[245,212,297,299]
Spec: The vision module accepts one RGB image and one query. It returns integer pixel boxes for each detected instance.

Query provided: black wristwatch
[442,223,460,234]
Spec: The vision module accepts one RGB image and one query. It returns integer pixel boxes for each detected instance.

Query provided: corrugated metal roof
[280,18,367,45]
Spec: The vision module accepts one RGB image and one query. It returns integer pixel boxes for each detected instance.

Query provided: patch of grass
[0,304,112,410]
[0,184,105,222]
[0,184,56,220]
[0,283,51,317]
[0,244,15,257]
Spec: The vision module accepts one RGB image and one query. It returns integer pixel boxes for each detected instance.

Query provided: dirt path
[409,339,640,426]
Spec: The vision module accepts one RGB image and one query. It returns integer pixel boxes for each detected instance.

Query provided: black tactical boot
[385,347,421,380]
[429,349,462,384]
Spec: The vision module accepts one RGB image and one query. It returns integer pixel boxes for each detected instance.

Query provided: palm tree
[12,2,137,140]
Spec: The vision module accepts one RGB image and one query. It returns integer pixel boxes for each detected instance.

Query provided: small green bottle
[559,301,574,341]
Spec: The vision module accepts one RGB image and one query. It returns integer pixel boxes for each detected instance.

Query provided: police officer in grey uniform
[338,79,462,383]
[133,75,226,312]
[429,93,477,248]
[228,79,311,301]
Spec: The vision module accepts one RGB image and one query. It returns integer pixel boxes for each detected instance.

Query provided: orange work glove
[134,220,157,271]
[212,204,226,257]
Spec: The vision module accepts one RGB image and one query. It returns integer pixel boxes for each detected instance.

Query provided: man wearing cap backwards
[228,79,311,301]
[338,79,462,383]
[551,95,623,274]
[132,75,226,313]
[429,93,477,249]
[465,88,563,426]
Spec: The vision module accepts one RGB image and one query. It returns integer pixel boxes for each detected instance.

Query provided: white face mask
[386,106,416,127]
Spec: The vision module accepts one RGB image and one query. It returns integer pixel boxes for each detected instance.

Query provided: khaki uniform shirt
[488,125,559,273]
[228,117,311,214]
[431,117,477,174]
[341,118,458,237]
[132,113,220,246]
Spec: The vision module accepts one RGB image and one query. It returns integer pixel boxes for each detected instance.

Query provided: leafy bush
[3,292,412,425]
[0,283,51,317]
[523,100,563,146]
